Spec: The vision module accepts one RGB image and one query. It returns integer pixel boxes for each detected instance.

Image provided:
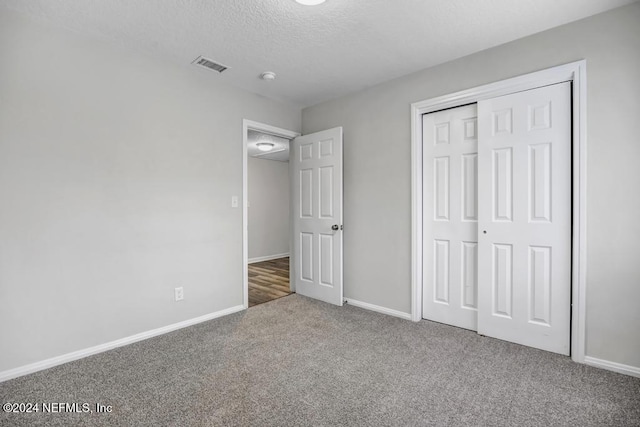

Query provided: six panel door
[292,127,344,306]
[477,82,572,355]
[423,104,479,331]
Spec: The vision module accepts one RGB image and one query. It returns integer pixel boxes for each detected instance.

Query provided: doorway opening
[243,121,345,308]
[242,121,300,308]
[246,129,294,307]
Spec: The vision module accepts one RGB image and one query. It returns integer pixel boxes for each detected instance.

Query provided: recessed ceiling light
[295,0,326,5]
[257,142,275,152]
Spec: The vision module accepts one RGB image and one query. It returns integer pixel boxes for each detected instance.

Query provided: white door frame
[242,119,301,309]
[410,60,587,363]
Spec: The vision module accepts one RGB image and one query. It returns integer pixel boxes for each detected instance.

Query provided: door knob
[331,224,339,231]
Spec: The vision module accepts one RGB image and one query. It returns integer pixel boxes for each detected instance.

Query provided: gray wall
[302,3,640,368]
[248,157,290,260]
[0,9,300,372]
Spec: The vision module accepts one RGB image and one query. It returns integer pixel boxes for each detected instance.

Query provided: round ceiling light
[260,71,276,81]
[295,0,326,5]
[256,142,275,152]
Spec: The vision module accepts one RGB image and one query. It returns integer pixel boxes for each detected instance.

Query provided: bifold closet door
[477,82,572,355]
[422,104,479,331]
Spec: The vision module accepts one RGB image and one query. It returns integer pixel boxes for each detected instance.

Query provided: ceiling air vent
[192,56,228,73]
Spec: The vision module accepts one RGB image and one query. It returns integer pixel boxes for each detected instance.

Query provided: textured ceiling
[0,0,635,107]
[248,130,290,162]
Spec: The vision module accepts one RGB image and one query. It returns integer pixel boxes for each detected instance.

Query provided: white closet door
[423,104,479,331]
[477,82,572,355]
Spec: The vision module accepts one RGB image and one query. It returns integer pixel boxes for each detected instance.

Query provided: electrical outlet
[174,286,184,301]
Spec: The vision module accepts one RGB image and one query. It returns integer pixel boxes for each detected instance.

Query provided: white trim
[345,298,412,321]
[248,253,290,264]
[242,120,300,309]
[411,61,585,114]
[584,356,640,378]
[570,63,588,364]
[0,305,245,383]
[410,60,588,364]
[410,99,424,323]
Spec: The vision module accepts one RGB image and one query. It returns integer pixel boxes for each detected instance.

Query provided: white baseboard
[0,304,245,383]
[345,298,412,321]
[248,253,289,264]
[584,356,640,378]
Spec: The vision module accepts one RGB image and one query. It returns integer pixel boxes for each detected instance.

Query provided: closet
[422,82,571,355]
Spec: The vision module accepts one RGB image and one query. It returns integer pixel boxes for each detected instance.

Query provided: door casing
[410,60,587,363]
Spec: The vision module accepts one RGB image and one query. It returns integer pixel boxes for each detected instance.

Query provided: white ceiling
[1,0,635,107]
[247,130,290,162]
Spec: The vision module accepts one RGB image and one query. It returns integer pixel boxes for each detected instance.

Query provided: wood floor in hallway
[248,257,291,307]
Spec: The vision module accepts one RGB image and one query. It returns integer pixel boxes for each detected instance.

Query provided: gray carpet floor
[1,294,639,426]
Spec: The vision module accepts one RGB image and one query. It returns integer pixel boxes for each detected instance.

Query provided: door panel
[492,147,513,221]
[292,127,343,306]
[477,82,571,355]
[423,104,478,330]
[462,154,478,221]
[461,241,477,308]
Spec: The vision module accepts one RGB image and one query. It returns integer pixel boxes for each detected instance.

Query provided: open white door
[292,127,343,306]
[477,82,572,355]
